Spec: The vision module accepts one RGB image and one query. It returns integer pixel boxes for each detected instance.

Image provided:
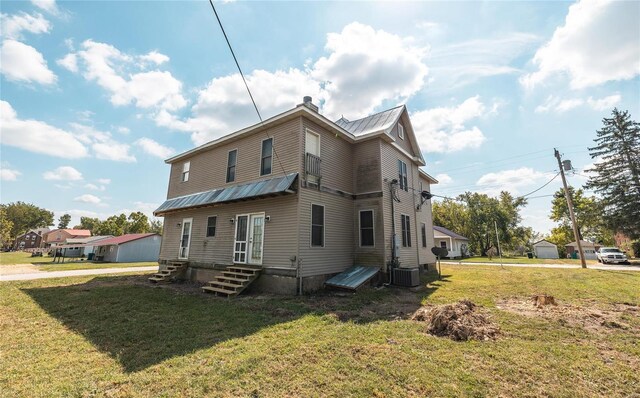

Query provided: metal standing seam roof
[56,234,159,248]
[325,266,380,290]
[334,105,404,136]
[433,225,469,240]
[154,173,298,216]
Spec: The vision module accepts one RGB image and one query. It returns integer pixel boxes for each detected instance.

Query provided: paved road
[0,266,159,281]
[441,261,640,272]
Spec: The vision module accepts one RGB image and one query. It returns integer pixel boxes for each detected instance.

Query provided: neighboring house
[154,97,438,294]
[44,229,91,248]
[93,233,162,262]
[64,235,114,258]
[565,240,601,260]
[433,226,469,258]
[13,227,50,250]
[533,240,559,259]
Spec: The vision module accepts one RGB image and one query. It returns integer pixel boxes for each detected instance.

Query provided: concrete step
[202,286,238,296]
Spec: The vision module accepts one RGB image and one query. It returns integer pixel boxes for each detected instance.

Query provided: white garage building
[533,240,559,259]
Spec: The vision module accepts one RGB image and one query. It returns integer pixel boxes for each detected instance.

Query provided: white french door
[178,218,192,259]
[233,213,265,265]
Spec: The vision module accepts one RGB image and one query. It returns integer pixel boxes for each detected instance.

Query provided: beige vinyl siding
[353,198,385,266]
[380,141,419,268]
[166,119,301,199]
[159,195,298,268]
[352,139,382,194]
[417,177,437,265]
[389,115,414,155]
[298,187,354,277]
[302,119,353,193]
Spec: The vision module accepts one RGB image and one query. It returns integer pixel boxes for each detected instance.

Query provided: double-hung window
[311,204,324,247]
[398,160,408,191]
[181,161,190,182]
[401,214,411,247]
[226,150,237,183]
[421,223,427,248]
[359,210,374,247]
[398,123,404,140]
[206,216,217,237]
[261,138,273,176]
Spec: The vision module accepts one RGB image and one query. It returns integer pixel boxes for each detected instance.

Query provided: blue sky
[1,0,639,234]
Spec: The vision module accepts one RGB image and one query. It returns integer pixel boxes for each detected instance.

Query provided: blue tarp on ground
[325,266,380,290]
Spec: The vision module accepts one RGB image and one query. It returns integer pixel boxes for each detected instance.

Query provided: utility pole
[494,220,503,267]
[554,148,587,268]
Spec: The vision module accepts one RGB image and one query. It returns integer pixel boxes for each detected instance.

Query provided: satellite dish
[431,247,448,258]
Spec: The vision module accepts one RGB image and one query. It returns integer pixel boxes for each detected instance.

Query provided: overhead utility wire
[516,172,560,199]
[207,0,290,183]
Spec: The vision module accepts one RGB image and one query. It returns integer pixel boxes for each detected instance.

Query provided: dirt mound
[412,300,500,341]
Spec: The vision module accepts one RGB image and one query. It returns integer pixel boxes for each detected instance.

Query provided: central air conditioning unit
[393,267,420,287]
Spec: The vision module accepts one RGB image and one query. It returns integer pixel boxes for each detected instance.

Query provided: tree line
[432,108,639,257]
[0,203,162,247]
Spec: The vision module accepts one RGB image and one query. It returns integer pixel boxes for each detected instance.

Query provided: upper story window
[181,161,190,182]
[401,214,411,247]
[261,138,273,176]
[206,216,217,237]
[398,123,404,140]
[311,204,324,247]
[226,150,237,183]
[398,159,408,191]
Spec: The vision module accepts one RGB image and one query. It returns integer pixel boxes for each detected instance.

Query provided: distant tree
[585,108,640,238]
[550,187,613,245]
[95,214,127,236]
[0,208,13,247]
[1,202,54,239]
[57,213,71,229]
[127,212,149,233]
[75,217,102,234]
[547,225,573,258]
[149,219,163,234]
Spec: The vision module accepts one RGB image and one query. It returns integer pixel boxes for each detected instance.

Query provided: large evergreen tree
[585,109,640,238]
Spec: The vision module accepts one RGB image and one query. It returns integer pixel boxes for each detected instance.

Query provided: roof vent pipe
[302,96,319,113]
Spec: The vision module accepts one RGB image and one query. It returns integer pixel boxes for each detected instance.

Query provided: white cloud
[410,96,490,153]
[116,126,130,134]
[135,137,175,158]
[535,93,622,113]
[73,194,102,205]
[65,40,186,111]
[0,167,22,181]
[434,173,452,185]
[586,94,621,111]
[312,22,428,119]
[139,51,169,65]
[521,0,640,89]
[69,123,136,162]
[56,53,78,72]
[97,178,111,185]
[0,100,88,158]
[0,12,50,39]
[43,166,83,181]
[476,167,554,196]
[1,39,57,85]
[31,0,60,15]
[84,183,106,191]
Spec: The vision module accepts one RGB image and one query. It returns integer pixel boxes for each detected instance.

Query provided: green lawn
[1,265,638,397]
[0,251,156,271]
[457,255,599,265]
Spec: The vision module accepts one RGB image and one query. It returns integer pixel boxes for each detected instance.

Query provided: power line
[207,0,290,184]
[517,172,560,199]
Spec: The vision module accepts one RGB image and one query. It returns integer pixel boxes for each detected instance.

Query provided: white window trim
[398,159,408,191]
[305,128,321,156]
[359,209,375,248]
[181,161,190,182]
[398,123,404,140]
[310,203,325,248]
[260,137,273,176]
[226,148,238,183]
[206,215,218,238]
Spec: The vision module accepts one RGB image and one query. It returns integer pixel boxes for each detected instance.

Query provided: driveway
[0,265,159,281]
[442,261,640,272]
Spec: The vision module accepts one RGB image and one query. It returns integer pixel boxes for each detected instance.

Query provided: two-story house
[13,227,50,250]
[154,97,438,294]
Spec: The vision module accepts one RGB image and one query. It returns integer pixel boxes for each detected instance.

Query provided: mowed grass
[1,265,639,397]
[0,252,156,271]
[458,256,599,265]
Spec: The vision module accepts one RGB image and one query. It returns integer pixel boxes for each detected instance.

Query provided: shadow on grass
[23,272,443,373]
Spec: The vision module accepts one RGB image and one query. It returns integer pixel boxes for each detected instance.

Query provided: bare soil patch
[497,296,640,334]
[412,299,500,341]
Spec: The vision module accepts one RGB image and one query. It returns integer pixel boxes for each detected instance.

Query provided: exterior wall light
[229,218,235,224]
[265,215,271,222]
[176,222,181,228]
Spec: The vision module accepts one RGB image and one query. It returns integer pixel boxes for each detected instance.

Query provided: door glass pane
[236,216,247,241]
[251,217,263,260]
